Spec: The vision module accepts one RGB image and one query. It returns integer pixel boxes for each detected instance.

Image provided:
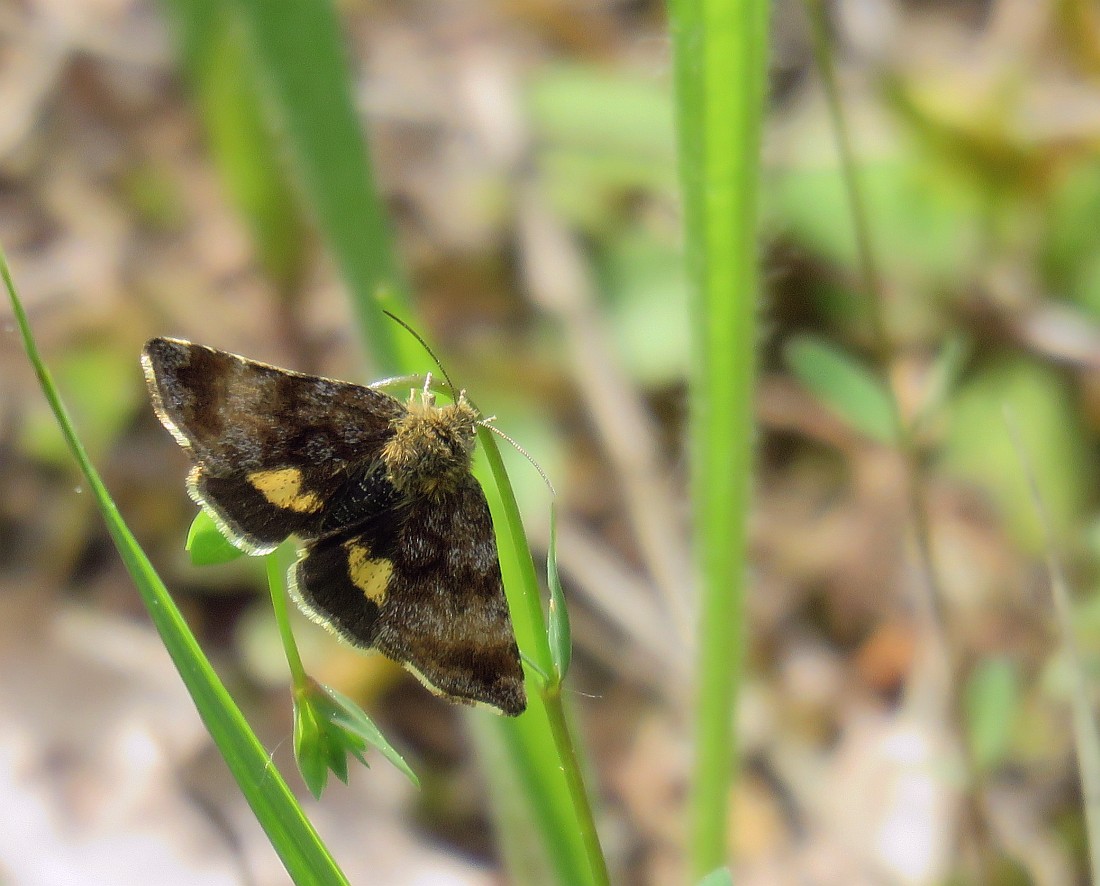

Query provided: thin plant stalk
[267,544,307,688]
[669,0,770,877]
[802,0,951,630]
[541,684,608,886]
[1,250,350,886]
[804,2,1001,876]
[1006,409,1100,882]
[480,430,610,886]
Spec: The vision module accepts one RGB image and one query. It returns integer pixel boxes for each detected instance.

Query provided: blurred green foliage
[769,155,986,290]
[784,334,895,443]
[945,358,1093,550]
[1046,159,1100,317]
[965,657,1021,773]
[21,342,141,466]
[528,60,1100,566]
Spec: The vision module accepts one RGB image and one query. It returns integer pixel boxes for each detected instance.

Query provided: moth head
[383,388,480,496]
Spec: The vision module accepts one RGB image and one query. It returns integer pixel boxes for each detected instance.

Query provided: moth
[142,337,525,716]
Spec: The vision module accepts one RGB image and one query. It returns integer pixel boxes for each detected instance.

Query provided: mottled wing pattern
[142,337,405,553]
[291,472,526,716]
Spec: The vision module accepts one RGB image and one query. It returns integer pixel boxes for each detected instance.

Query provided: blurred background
[2,0,1099,883]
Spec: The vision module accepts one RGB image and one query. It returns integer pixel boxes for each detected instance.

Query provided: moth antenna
[478,419,557,497]
[564,686,604,700]
[382,310,459,402]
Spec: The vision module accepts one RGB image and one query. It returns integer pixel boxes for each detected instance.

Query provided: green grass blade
[160,0,308,289]
[160,0,607,878]
[670,0,770,877]
[1,250,350,886]
[478,431,608,886]
[466,716,557,886]
[220,0,411,370]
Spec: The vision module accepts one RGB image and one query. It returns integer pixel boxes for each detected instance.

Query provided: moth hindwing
[142,336,526,716]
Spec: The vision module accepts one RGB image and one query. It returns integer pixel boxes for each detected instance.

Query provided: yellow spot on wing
[248,467,323,513]
[345,541,392,605]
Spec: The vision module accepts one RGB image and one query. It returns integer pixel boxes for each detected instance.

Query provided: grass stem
[542,686,611,886]
[1006,408,1100,882]
[670,0,770,877]
[267,545,308,688]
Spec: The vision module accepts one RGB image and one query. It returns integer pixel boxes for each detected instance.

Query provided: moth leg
[367,374,426,392]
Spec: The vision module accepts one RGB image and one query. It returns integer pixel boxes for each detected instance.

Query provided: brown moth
[142,337,525,716]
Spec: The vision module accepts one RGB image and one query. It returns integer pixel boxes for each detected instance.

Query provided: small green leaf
[186,510,245,565]
[324,683,419,788]
[547,503,571,684]
[293,677,418,799]
[696,867,733,886]
[784,334,896,443]
[293,690,339,798]
[965,657,1019,772]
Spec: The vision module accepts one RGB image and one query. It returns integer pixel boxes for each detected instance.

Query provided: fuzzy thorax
[382,388,479,496]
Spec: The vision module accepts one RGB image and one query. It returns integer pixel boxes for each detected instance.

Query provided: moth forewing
[143,336,526,715]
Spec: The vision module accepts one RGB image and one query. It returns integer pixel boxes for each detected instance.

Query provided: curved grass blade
[164,1,608,880]
[223,0,411,371]
[478,431,609,886]
[1,248,350,886]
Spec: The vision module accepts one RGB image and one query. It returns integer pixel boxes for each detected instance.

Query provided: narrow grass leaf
[223,0,410,370]
[1,249,350,885]
[547,503,572,683]
[466,716,557,886]
[158,0,306,289]
[478,431,607,885]
[323,682,420,788]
